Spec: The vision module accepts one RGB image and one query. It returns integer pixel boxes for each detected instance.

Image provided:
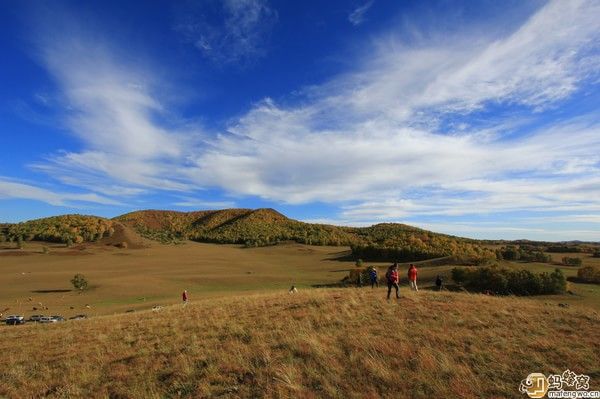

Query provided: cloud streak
[175,0,278,65]
[0,178,121,207]
[348,1,374,26]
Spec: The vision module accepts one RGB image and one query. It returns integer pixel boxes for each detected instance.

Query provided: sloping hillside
[1,289,597,398]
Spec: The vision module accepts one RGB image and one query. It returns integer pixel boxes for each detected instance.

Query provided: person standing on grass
[408,264,419,291]
[386,263,400,299]
[369,266,379,288]
[436,275,443,291]
[182,290,188,305]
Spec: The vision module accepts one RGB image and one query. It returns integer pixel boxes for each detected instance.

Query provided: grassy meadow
[0,241,355,317]
[1,288,599,398]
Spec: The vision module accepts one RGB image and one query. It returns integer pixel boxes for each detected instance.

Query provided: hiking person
[368,266,379,288]
[385,263,400,299]
[408,264,418,291]
[182,290,188,305]
[435,275,443,291]
[289,285,298,294]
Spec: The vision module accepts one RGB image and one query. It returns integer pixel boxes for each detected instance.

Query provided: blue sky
[1,0,599,241]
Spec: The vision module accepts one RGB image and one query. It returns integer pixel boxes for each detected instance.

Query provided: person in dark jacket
[435,275,443,291]
[385,263,400,299]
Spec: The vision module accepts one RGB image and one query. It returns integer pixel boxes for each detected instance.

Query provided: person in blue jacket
[368,266,379,288]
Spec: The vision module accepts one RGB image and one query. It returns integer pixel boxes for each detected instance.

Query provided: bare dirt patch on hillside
[96,222,152,249]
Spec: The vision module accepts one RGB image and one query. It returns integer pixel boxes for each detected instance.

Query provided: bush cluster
[577,266,600,284]
[546,245,581,253]
[451,266,566,295]
[495,245,552,263]
[562,257,582,266]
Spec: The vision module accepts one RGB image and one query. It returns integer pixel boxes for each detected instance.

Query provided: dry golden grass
[1,288,598,398]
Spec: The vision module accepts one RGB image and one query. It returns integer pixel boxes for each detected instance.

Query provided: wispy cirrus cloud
[0,178,121,207]
[175,0,278,65]
[28,18,202,195]
[348,1,374,26]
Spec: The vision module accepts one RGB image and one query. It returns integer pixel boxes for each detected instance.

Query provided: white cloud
[0,178,121,207]
[175,0,278,65]
[348,1,374,26]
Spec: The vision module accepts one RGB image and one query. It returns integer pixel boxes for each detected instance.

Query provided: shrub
[66,238,73,248]
[562,257,582,266]
[71,274,88,291]
[42,246,49,254]
[451,267,468,285]
[577,266,600,284]
[451,266,566,295]
[592,251,600,258]
[348,268,364,286]
[16,235,23,249]
[355,259,363,268]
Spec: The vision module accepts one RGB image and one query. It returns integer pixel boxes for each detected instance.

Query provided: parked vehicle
[69,314,87,320]
[51,315,66,322]
[30,315,45,322]
[5,315,26,325]
[39,316,57,323]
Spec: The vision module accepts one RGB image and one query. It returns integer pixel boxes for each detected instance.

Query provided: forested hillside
[1,215,114,245]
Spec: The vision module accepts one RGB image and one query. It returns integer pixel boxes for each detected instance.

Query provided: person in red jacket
[182,290,188,305]
[408,264,419,292]
[386,263,400,299]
